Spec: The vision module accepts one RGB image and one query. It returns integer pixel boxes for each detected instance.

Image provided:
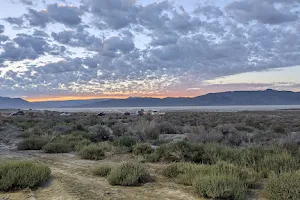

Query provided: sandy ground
[0,124,200,200]
[0,149,200,200]
[0,125,265,200]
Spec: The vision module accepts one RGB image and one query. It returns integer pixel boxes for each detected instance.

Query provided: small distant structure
[11,110,25,116]
[137,109,165,116]
[124,112,131,116]
[98,112,106,116]
[60,112,71,116]
[138,109,145,116]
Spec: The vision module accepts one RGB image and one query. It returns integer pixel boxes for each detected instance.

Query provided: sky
[0,0,300,102]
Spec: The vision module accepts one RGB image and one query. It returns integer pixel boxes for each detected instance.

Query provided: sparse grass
[132,143,153,155]
[0,161,51,191]
[162,161,259,199]
[264,172,300,200]
[79,145,105,160]
[4,110,300,198]
[193,174,247,200]
[43,142,72,153]
[17,137,48,150]
[107,162,150,186]
[92,165,112,177]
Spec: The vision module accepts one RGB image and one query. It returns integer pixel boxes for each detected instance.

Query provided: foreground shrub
[114,136,137,153]
[107,163,149,186]
[17,137,48,150]
[88,125,112,142]
[79,145,105,160]
[43,142,72,153]
[163,162,258,188]
[193,175,246,200]
[238,147,299,177]
[0,161,51,191]
[92,165,112,177]
[133,143,153,155]
[115,136,137,148]
[264,172,300,200]
[162,164,180,178]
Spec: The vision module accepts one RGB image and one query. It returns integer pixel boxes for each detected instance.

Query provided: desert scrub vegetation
[17,137,48,150]
[132,143,153,155]
[79,144,105,160]
[5,110,300,198]
[193,174,246,200]
[92,165,112,177]
[163,162,258,200]
[264,172,300,200]
[107,162,150,186]
[43,142,72,153]
[0,161,51,191]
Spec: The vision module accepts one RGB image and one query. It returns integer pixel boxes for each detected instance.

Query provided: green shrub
[193,174,247,200]
[144,153,160,163]
[73,139,92,151]
[133,143,153,155]
[92,165,112,177]
[155,141,195,162]
[79,145,105,160]
[163,162,259,188]
[107,163,149,186]
[158,122,179,134]
[88,125,112,142]
[43,142,72,153]
[264,172,300,200]
[17,137,48,150]
[238,147,299,177]
[162,164,180,178]
[115,136,137,148]
[0,161,51,191]
[259,152,299,176]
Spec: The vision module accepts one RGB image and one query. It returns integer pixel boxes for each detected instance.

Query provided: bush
[0,161,51,191]
[116,136,137,148]
[162,164,180,178]
[155,141,195,162]
[133,143,153,155]
[17,137,48,150]
[43,142,72,153]
[158,122,179,134]
[193,174,247,200]
[79,145,105,160]
[88,125,112,142]
[163,162,259,188]
[107,163,150,186]
[114,136,137,153]
[259,152,299,176]
[111,123,128,137]
[264,172,300,200]
[92,165,112,177]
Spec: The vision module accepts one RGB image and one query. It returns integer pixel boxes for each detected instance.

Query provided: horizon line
[19,88,292,103]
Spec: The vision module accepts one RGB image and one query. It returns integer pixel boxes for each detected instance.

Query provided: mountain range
[1,89,300,109]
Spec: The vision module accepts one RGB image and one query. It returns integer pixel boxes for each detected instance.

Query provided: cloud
[103,35,135,55]
[21,3,83,27]
[25,8,50,27]
[4,17,25,26]
[1,0,300,97]
[47,3,83,26]
[0,35,9,43]
[84,0,138,29]
[0,33,66,63]
[226,0,299,24]
[0,24,4,34]
[51,30,103,51]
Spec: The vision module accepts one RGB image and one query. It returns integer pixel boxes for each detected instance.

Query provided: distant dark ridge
[1,89,300,109]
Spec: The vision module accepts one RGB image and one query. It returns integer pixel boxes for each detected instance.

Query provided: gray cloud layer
[1,0,300,97]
